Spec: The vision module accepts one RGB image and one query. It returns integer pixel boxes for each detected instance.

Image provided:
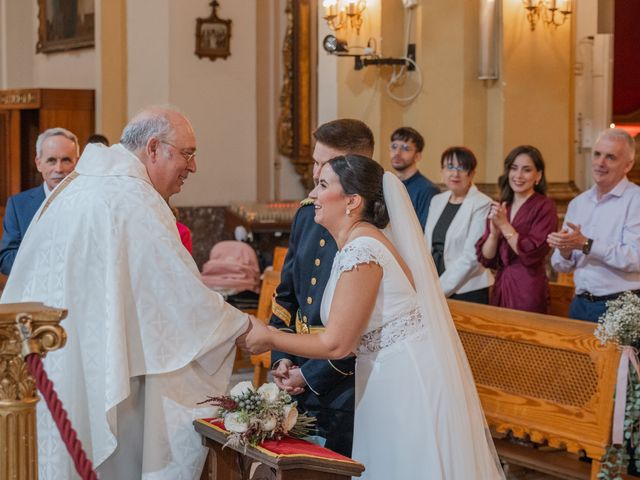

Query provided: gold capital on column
[0,303,67,480]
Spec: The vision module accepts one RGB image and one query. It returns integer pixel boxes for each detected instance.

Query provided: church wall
[323,0,574,185]
[0,0,96,92]
[127,0,261,207]
[127,0,305,205]
[499,0,572,183]
[0,0,300,207]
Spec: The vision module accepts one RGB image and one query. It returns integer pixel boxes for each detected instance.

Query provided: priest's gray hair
[120,110,175,152]
[36,127,80,158]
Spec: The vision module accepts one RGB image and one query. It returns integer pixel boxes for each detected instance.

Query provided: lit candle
[562,0,571,12]
[548,0,556,10]
[346,1,357,15]
[523,0,532,8]
[323,0,338,17]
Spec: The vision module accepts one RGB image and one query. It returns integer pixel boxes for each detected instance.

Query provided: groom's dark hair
[329,155,389,229]
[313,119,374,157]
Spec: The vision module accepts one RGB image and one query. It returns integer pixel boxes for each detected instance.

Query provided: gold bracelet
[503,231,517,239]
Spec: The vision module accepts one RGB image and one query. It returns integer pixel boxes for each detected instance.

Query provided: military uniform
[269,200,356,457]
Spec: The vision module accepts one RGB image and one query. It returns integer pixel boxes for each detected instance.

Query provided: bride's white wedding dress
[320,236,503,479]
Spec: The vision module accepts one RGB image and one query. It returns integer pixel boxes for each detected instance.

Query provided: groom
[269,119,374,456]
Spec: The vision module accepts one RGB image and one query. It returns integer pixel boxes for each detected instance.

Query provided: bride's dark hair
[328,154,390,229]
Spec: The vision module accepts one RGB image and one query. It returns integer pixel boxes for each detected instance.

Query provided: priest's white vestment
[1,144,248,479]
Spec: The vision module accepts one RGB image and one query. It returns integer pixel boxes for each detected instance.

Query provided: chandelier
[522,0,572,31]
[322,0,367,35]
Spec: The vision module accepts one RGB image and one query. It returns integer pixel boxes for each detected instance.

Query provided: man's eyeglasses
[389,142,414,153]
[161,140,196,164]
[444,163,468,172]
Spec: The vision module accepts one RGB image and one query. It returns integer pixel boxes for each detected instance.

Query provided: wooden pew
[248,247,288,387]
[549,281,575,318]
[250,269,281,387]
[448,299,620,480]
[273,246,288,272]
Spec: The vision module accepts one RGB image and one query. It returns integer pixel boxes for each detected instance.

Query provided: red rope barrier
[25,353,97,480]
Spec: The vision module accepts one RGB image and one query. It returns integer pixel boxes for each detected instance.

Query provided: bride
[243,155,504,479]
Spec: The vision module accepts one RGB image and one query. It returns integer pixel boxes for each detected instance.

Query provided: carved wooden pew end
[448,299,620,480]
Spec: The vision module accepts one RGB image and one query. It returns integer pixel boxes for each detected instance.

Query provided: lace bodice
[320,236,425,354]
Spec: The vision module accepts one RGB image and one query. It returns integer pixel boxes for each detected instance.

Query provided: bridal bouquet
[593,292,640,479]
[200,381,315,449]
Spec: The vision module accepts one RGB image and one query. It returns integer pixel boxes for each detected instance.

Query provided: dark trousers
[569,295,608,323]
[303,406,353,457]
[450,287,490,305]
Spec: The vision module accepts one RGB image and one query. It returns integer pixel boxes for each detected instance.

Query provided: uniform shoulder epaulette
[300,197,314,206]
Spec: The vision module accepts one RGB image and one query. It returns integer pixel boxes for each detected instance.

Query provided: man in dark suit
[0,127,79,275]
[269,119,374,457]
[389,126,439,229]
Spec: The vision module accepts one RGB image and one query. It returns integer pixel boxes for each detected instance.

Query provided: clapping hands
[488,201,509,236]
[547,222,587,259]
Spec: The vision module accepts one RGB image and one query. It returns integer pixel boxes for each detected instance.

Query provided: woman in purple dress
[476,146,557,313]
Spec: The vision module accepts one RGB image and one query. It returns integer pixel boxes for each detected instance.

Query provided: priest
[1,106,251,479]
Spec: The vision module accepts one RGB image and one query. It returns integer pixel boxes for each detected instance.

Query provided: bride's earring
[346,208,351,216]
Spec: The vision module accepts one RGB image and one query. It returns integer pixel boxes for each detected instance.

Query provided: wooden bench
[448,299,620,479]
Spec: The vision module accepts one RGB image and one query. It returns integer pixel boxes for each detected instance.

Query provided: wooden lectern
[194,419,364,480]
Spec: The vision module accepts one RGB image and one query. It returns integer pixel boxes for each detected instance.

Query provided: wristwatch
[582,238,593,255]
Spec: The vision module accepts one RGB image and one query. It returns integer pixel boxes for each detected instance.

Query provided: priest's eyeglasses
[160,140,196,164]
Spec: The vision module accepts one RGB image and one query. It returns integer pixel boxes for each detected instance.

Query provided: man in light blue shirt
[548,128,640,322]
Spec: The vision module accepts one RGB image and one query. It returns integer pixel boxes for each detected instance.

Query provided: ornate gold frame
[195,1,232,62]
[36,0,95,54]
[277,0,316,191]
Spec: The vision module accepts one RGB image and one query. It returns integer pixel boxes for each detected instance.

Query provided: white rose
[260,415,277,432]
[224,412,249,433]
[209,406,223,419]
[257,382,280,403]
[282,404,298,433]
[230,381,254,398]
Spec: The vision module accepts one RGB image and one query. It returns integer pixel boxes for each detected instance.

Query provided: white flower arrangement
[200,381,312,449]
[594,291,640,346]
[593,291,640,479]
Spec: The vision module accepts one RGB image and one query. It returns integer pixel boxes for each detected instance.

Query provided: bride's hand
[245,317,273,354]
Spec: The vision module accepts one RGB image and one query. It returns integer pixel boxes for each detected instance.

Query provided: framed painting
[277,0,316,190]
[195,1,232,61]
[37,0,95,53]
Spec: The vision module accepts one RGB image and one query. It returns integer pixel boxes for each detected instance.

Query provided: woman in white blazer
[425,147,494,303]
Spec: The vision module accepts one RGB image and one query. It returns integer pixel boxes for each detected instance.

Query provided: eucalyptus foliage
[595,292,640,480]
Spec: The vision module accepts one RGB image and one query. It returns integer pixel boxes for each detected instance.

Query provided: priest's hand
[235,315,254,349]
[244,317,272,354]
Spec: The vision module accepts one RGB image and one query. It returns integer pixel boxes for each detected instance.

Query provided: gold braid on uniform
[271,299,292,327]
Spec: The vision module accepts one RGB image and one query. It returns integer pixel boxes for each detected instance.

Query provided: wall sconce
[322,0,367,35]
[522,0,572,31]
